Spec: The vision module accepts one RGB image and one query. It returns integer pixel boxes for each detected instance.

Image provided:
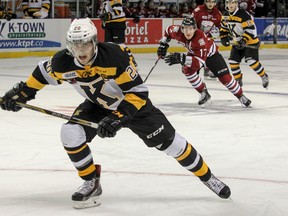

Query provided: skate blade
[73,196,101,209]
[200,99,212,108]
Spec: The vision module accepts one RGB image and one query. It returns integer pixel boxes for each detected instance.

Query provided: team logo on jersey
[83,70,92,78]
[198,38,205,46]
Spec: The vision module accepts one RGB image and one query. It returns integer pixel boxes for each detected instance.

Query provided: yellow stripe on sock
[66,144,88,154]
[78,164,96,177]
[176,144,192,161]
[193,162,209,177]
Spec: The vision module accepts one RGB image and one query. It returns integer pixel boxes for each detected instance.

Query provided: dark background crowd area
[91,0,287,18]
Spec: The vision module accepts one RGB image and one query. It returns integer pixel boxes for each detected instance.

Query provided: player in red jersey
[157,17,251,107]
[192,0,222,78]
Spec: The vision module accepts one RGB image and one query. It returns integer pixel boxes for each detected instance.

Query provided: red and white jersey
[192,5,222,37]
[162,25,218,72]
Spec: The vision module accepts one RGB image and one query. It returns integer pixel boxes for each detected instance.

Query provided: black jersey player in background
[100,0,138,67]
[220,0,269,89]
[0,18,230,209]
[100,0,126,44]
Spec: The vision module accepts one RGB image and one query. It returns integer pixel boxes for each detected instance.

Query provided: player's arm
[241,12,259,44]
[0,64,46,112]
[165,35,208,71]
[97,57,149,138]
[115,63,148,120]
[0,56,62,112]
[157,25,177,59]
[219,16,231,46]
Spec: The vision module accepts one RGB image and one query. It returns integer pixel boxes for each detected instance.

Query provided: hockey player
[22,0,50,19]
[220,0,269,89]
[193,0,222,38]
[100,0,126,44]
[0,0,16,20]
[192,0,222,78]
[0,18,231,209]
[100,0,137,67]
[157,17,251,107]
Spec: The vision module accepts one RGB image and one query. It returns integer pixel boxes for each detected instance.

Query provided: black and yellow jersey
[220,8,259,45]
[103,0,126,23]
[22,0,51,17]
[0,5,13,19]
[25,42,148,118]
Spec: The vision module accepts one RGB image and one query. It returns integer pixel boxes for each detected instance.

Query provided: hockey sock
[248,60,266,77]
[218,73,243,98]
[184,72,206,92]
[175,143,211,181]
[64,143,96,180]
[229,60,241,79]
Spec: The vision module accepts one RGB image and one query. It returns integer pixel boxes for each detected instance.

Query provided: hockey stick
[143,57,161,82]
[0,97,98,129]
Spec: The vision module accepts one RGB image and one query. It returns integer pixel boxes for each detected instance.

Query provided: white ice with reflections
[0,50,287,216]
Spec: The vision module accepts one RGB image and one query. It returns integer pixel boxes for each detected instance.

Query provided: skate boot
[204,67,216,79]
[235,77,243,87]
[261,74,269,89]
[198,89,212,106]
[72,164,102,209]
[238,94,252,107]
[202,174,231,199]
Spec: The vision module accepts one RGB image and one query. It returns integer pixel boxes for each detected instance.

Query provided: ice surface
[0,49,287,216]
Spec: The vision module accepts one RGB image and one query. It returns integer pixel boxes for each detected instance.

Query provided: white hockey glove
[33,8,48,19]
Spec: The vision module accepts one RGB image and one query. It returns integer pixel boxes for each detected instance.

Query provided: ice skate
[72,164,102,209]
[198,89,212,106]
[202,174,231,199]
[238,95,252,107]
[261,74,269,89]
[204,67,216,79]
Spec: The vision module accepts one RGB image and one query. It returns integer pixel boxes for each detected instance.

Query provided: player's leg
[110,22,126,44]
[61,100,108,208]
[206,53,251,107]
[182,66,211,106]
[228,46,244,86]
[203,64,216,79]
[129,104,231,199]
[104,23,114,43]
[111,22,138,67]
[244,47,269,89]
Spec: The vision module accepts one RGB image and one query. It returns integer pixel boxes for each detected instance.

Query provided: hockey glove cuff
[157,42,169,59]
[97,110,130,138]
[1,82,37,112]
[164,53,186,66]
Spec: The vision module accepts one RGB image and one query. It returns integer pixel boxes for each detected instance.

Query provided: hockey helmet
[181,17,197,29]
[225,0,238,4]
[66,18,98,57]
